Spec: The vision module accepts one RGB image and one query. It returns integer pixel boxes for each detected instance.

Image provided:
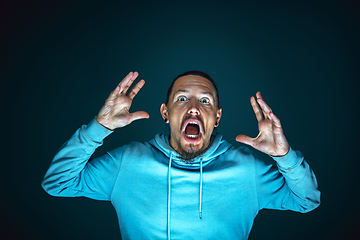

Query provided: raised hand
[235,92,289,157]
[96,72,149,130]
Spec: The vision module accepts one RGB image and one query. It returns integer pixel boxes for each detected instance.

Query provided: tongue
[185,124,199,135]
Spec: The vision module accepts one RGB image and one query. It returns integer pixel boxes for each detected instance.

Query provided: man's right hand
[96,72,149,130]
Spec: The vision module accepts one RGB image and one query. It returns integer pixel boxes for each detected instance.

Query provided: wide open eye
[177,96,187,102]
[200,98,210,104]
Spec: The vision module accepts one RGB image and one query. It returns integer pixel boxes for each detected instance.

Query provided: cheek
[169,108,184,122]
[204,113,217,130]
[168,113,181,131]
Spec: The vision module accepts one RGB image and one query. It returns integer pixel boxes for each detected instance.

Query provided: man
[42,71,320,240]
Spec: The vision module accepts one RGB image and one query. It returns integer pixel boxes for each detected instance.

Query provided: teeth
[183,121,201,138]
[186,134,198,139]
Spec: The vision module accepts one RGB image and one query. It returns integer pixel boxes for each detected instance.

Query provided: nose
[187,100,200,116]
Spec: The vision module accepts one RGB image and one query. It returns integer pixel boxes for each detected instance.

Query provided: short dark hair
[165,70,220,108]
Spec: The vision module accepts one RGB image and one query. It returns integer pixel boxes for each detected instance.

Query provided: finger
[128,79,145,100]
[251,96,263,121]
[269,112,282,128]
[108,72,134,100]
[108,85,121,100]
[235,134,255,147]
[128,111,150,123]
[118,72,133,86]
[122,71,139,95]
[117,72,133,91]
[256,91,272,114]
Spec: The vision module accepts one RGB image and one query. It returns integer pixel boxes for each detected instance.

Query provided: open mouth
[182,120,202,143]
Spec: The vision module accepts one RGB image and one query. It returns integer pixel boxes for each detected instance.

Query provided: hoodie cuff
[271,147,300,170]
[83,117,114,142]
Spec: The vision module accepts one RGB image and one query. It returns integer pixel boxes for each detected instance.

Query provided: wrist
[271,147,299,169]
[85,117,114,141]
[96,117,114,131]
[271,147,290,157]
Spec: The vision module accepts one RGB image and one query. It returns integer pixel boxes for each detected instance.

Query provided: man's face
[161,75,222,159]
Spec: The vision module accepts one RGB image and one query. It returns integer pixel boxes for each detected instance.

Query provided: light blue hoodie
[42,118,320,240]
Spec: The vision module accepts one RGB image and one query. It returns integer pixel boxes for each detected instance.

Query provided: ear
[160,103,169,123]
[215,108,222,127]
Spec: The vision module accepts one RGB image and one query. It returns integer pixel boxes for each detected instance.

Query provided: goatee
[176,143,209,164]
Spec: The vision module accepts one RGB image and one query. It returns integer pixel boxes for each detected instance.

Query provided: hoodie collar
[152,133,232,169]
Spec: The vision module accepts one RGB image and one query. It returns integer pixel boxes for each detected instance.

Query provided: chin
[178,138,211,161]
[171,132,209,159]
[182,142,202,153]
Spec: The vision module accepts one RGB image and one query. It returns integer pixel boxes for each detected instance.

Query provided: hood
[149,133,232,240]
[150,133,232,169]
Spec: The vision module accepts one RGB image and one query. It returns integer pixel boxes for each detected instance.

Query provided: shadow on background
[0,0,359,239]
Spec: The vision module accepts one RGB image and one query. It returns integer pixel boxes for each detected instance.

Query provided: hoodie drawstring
[199,158,203,219]
[167,155,204,240]
[167,153,172,240]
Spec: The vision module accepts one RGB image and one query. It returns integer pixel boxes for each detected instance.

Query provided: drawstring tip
[199,212,202,219]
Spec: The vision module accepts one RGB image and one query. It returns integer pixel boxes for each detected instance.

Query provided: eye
[200,98,210,104]
[177,96,187,102]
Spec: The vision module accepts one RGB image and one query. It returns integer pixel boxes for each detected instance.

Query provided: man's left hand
[235,92,290,157]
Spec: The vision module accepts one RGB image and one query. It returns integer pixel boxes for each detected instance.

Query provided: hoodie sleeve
[41,118,123,201]
[255,148,321,213]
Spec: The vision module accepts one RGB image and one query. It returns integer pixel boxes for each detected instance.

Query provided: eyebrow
[200,91,215,97]
[174,89,189,95]
[173,89,215,99]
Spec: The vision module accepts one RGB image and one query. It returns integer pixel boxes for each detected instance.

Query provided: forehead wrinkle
[174,89,189,95]
[173,90,214,97]
[170,77,217,104]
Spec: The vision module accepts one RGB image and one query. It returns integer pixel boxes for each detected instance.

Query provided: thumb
[235,134,255,147]
[128,111,150,123]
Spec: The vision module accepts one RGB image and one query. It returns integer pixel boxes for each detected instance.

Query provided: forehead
[171,75,216,96]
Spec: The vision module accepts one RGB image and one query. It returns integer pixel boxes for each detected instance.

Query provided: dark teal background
[1,0,359,239]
